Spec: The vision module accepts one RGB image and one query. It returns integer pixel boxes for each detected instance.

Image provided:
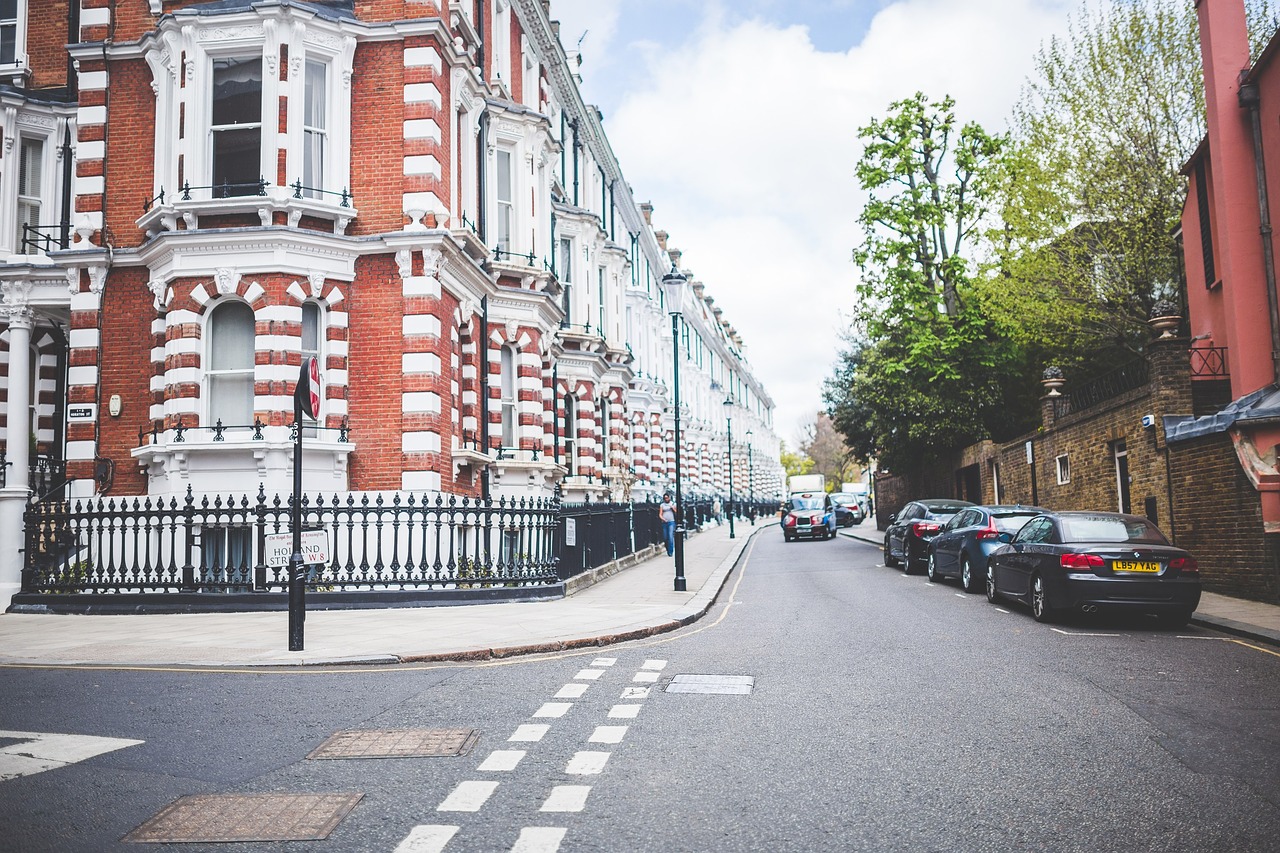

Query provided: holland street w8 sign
[264,530,331,568]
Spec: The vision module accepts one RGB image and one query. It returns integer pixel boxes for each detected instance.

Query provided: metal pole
[672,311,686,591]
[288,394,305,651]
[748,441,755,526]
[726,415,735,539]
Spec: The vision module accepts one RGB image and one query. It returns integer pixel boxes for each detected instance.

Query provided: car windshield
[1059,515,1170,545]
[831,493,853,504]
[791,495,824,510]
[991,512,1040,534]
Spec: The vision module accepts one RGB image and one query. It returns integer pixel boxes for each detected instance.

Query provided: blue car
[781,492,837,541]
[925,505,1046,592]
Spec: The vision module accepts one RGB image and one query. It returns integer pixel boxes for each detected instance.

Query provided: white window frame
[492,0,511,88]
[563,393,577,476]
[301,300,326,426]
[208,55,265,197]
[500,344,517,447]
[301,59,329,199]
[495,146,515,252]
[0,0,29,80]
[1055,454,1070,485]
[205,300,257,428]
[15,134,44,254]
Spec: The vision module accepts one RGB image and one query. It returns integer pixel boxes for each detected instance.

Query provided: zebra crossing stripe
[0,730,144,782]
[394,824,459,853]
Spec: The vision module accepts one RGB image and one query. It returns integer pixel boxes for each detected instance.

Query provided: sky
[548,0,1080,446]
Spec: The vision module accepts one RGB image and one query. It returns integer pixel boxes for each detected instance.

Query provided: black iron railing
[23,487,560,595]
[0,453,66,497]
[1190,346,1229,378]
[21,223,71,254]
[288,179,353,207]
[1053,358,1150,419]
[137,418,350,445]
[557,499,663,579]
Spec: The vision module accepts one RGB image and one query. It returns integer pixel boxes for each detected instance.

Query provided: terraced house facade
[0,0,783,607]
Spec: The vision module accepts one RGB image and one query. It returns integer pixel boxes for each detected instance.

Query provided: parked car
[883,499,975,573]
[926,505,1046,592]
[781,492,838,542]
[830,492,865,527]
[986,511,1201,626]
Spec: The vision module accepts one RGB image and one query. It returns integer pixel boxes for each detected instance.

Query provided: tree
[987,0,1279,377]
[778,441,813,480]
[830,93,1033,474]
[798,412,858,488]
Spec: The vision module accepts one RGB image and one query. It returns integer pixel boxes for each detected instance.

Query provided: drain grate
[307,728,479,760]
[123,792,363,843]
[665,675,755,695]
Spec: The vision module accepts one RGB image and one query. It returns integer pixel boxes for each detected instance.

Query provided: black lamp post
[745,429,755,525]
[723,396,735,539]
[661,264,688,591]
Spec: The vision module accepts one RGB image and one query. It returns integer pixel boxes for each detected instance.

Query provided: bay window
[207,301,256,426]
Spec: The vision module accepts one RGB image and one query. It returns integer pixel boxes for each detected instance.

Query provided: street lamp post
[745,429,755,525]
[723,396,735,539]
[661,264,688,591]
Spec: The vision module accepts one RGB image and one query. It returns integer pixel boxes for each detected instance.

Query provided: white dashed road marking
[608,704,642,719]
[1050,628,1122,637]
[591,658,617,667]
[954,593,966,598]
[574,669,605,680]
[540,785,591,813]
[641,659,668,670]
[509,724,550,743]
[589,726,627,744]
[621,687,650,699]
[437,781,499,812]
[554,683,589,699]
[995,608,1010,613]
[0,731,145,782]
[394,824,459,853]
[511,826,567,852]
[533,703,573,718]
[632,672,659,683]
[565,751,611,775]
[478,750,526,772]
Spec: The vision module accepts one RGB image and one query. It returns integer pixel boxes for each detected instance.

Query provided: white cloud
[556,0,1076,443]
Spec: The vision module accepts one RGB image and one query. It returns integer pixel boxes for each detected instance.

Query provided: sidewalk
[0,522,760,668]
[838,526,1280,647]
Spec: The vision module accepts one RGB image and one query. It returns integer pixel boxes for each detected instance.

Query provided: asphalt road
[1,531,1278,852]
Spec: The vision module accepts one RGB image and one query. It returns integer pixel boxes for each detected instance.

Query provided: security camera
[1141,414,1156,429]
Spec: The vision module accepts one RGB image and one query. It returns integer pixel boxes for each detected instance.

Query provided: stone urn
[1147,299,1182,339]
[1041,365,1065,397]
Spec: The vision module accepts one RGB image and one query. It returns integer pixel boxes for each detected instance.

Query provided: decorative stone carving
[505,319,519,342]
[1041,365,1065,397]
[65,267,80,293]
[87,266,107,295]
[148,279,168,311]
[395,249,413,280]
[422,248,444,280]
[308,271,326,297]
[213,268,241,295]
[1148,299,1182,339]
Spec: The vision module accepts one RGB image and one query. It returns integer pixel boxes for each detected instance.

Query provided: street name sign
[264,530,330,568]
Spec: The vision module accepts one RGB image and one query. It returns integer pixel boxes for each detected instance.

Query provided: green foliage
[830,93,1036,474]
[778,441,814,479]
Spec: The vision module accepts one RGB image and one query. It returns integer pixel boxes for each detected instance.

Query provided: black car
[926,505,1046,592]
[830,492,865,527]
[883,499,975,574]
[986,511,1201,626]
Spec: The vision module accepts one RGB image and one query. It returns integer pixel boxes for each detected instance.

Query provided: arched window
[207,301,255,425]
[500,344,517,447]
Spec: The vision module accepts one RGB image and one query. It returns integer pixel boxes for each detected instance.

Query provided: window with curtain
[207,301,256,426]
[303,59,327,198]
[500,345,517,447]
[211,57,263,196]
[16,136,42,253]
[563,394,576,475]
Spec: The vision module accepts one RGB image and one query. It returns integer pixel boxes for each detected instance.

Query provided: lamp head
[660,263,687,315]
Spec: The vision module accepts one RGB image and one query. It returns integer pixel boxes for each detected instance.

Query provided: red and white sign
[296,356,322,420]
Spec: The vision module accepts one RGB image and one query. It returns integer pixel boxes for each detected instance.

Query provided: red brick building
[0,1,783,606]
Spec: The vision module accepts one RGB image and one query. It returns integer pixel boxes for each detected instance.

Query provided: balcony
[137,179,357,237]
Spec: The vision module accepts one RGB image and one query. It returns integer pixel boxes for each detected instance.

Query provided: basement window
[1055,454,1070,485]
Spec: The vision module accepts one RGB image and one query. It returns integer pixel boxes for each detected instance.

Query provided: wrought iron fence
[557,500,663,579]
[0,453,66,498]
[23,488,559,595]
[1052,358,1150,419]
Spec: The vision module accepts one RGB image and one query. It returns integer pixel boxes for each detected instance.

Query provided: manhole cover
[307,728,479,760]
[123,792,363,843]
[665,675,754,695]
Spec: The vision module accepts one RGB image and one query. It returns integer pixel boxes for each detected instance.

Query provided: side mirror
[887,513,897,523]
[997,532,1013,544]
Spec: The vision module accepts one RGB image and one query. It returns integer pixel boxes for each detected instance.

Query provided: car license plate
[1112,560,1160,573]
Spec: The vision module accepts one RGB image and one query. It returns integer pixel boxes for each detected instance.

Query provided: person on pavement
[659,492,677,556]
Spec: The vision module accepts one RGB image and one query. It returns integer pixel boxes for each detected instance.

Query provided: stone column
[0,302,35,609]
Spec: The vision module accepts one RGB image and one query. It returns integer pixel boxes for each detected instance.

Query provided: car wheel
[926,552,940,583]
[902,543,918,575]
[960,556,978,593]
[1031,574,1055,623]
[986,565,1000,604]
[883,537,900,568]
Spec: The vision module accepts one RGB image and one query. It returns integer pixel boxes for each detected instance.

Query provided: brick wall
[27,0,71,90]
[1169,432,1280,602]
[98,267,156,496]
[346,254,405,491]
